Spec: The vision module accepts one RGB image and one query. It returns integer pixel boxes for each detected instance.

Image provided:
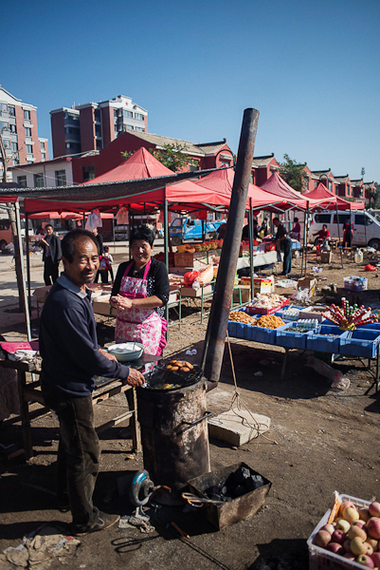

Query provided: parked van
[311,210,380,249]
[0,218,12,250]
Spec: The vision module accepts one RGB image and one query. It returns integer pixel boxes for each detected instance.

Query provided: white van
[311,210,380,249]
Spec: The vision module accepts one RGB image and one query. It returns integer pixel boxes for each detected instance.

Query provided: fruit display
[312,498,380,567]
[228,311,257,324]
[176,240,222,253]
[323,298,376,331]
[248,293,288,310]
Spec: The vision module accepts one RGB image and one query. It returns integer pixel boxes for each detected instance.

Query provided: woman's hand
[110,294,133,311]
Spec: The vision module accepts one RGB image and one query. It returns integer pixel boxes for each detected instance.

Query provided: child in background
[99,246,114,284]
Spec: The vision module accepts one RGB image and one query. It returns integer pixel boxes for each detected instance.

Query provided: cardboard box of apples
[308,493,380,569]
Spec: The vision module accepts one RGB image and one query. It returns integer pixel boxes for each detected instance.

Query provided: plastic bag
[184,270,199,286]
[291,288,310,301]
[86,209,102,230]
[305,356,350,390]
[365,264,377,272]
[116,207,129,225]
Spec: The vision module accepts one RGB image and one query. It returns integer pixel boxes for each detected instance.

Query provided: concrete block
[208,409,270,447]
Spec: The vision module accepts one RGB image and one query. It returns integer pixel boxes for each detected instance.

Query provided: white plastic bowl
[107,342,144,362]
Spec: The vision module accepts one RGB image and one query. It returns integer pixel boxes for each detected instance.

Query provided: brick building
[50,94,148,158]
[0,86,48,181]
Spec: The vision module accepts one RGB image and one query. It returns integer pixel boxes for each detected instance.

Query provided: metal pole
[15,202,32,341]
[249,205,254,300]
[202,108,259,387]
[336,202,343,269]
[25,212,31,312]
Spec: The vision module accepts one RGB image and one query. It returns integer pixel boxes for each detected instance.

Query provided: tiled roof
[252,154,276,168]
[334,175,350,183]
[130,132,227,157]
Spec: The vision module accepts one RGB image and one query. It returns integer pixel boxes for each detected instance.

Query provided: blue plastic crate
[361,322,380,332]
[248,321,287,345]
[276,323,314,349]
[306,325,347,354]
[340,329,380,358]
[227,320,248,339]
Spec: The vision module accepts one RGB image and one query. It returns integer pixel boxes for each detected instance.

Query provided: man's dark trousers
[43,389,100,531]
[44,257,59,286]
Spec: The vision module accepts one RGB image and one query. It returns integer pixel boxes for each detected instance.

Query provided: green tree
[368,183,380,208]
[278,154,307,192]
[150,143,190,172]
[121,150,135,160]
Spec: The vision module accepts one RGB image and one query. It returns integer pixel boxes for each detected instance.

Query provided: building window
[0,121,8,132]
[13,156,19,166]
[114,109,118,119]
[25,127,32,137]
[17,175,27,187]
[96,140,102,150]
[314,181,318,188]
[8,105,15,117]
[95,125,102,137]
[24,109,31,121]
[123,110,133,119]
[40,141,45,150]
[55,170,66,186]
[41,153,46,162]
[26,145,33,155]
[82,165,95,182]
[134,113,143,120]
[11,142,18,152]
[34,173,44,187]
[303,177,309,191]
[189,159,199,172]
[135,127,145,132]
[10,124,17,133]
[329,180,332,191]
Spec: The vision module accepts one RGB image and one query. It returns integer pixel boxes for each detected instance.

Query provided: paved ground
[1,246,380,570]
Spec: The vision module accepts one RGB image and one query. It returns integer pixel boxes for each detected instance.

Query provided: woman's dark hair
[129,225,155,247]
[294,217,299,222]
[61,229,99,262]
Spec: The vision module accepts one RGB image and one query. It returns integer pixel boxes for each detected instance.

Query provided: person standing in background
[40,224,62,286]
[343,218,354,248]
[92,227,104,282]
[290,217,301,241]
[273,217,292,276]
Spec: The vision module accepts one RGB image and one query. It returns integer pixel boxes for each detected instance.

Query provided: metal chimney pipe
[202,108,259,387]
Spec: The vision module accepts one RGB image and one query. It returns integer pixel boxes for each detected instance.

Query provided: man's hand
[125,367,144,387]
[98,348,118,362]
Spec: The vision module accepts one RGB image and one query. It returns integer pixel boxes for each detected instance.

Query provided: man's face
[46,226,53,236]
[63,237,99,288]
[273,219,280,227]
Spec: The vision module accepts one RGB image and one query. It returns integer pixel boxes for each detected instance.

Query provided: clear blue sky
[2,0,380,183]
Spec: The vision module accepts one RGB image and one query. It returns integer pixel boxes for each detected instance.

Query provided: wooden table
[0,353,160,460]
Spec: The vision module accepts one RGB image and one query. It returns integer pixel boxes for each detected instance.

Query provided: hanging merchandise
[116,207,129,225]
[85,209,102,230]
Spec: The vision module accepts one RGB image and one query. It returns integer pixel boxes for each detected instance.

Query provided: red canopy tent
[303,182,365,210]
[259,171,310,209]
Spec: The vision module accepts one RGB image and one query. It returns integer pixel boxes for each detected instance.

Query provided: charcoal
[231,484,247,498]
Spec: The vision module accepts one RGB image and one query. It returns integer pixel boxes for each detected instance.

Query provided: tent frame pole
[15,202,32,342]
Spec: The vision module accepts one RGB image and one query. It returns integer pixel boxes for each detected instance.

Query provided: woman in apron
[110,225,170,355]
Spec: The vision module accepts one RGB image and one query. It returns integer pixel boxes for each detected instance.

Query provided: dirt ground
[1,248,380,570]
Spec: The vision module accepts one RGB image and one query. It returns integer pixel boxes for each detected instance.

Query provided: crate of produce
[307,493,372,570]
[343,276,368,292]
[306,325,347,354]
[299,306,327,322]
[228,309,256,340]
[276,322,314,349]
[247,315,286,345]
[173,252,208,268]
[340,329,380,358]
[187,462,272,530]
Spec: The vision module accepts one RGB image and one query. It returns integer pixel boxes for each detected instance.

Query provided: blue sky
[2,0,380,182]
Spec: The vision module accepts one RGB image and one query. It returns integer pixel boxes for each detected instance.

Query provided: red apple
[348,526,367,541]
[366,544,374,556]
[368,519,380,540]
[343,539,352,553]
[336,519,351,533]
[369,503,380,518]
[314,530,332,548]
[368,538,378,552]
[360,508,372,523]
[340,501,356,516]
[353,520,368,532]
[352,537,369,555]
[327,542,343,555]
[344,552,356,560]
[321,523,335,535]
[356,554,375,567]
[371,552,380,566]
[332,529,346,544]
[344,506,360,523]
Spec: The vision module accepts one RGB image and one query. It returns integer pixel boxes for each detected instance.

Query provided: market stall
[228,296,380,388]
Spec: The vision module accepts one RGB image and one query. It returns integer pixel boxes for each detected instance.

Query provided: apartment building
[11,157,73,188]
[0,86,48,181]
[50,94,148,158]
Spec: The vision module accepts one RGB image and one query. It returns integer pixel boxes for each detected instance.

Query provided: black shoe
[73,512,120,536]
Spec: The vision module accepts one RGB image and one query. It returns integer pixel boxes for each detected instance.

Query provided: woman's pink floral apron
[115,259,166,355]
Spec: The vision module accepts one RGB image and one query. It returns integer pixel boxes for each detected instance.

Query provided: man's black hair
[129,225,155,248]
[45,224,53,230]
[61,229,99,263]
[294,217,299,222]
[273,217,280,223]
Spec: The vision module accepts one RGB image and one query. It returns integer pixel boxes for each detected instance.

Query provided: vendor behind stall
[290,217,301,241]
[110,225,170,355]
[273,217,292,276]
[313,224,330,245]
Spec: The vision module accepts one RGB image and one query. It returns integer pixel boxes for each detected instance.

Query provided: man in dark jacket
[40,229,144,535]
[40,224,62,285]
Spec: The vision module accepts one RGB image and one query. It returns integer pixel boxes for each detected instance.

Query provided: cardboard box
[320,251,332,263]
[233,284,252,303]
[33,285,52,303]
[174,252,208,268]
[297,276,317,296]
[93,295,117,317]
[180,285,213,297]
